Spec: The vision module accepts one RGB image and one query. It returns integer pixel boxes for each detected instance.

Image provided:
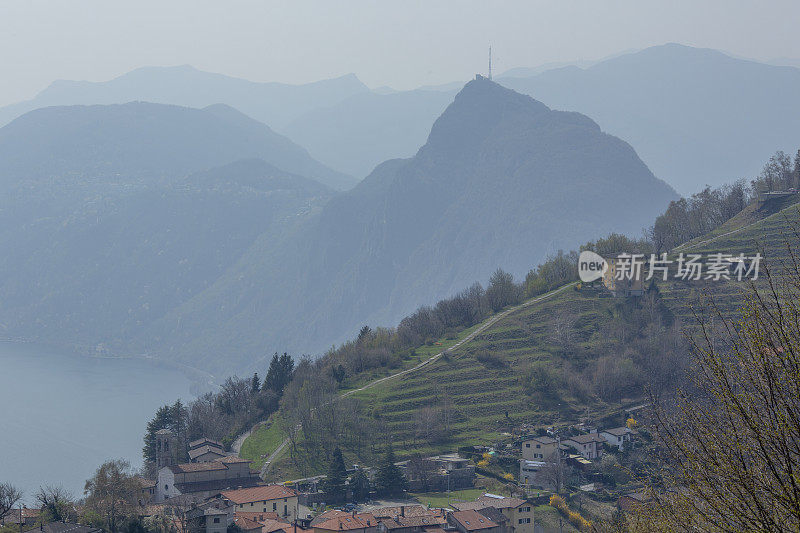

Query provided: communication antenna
[488,45,493,80]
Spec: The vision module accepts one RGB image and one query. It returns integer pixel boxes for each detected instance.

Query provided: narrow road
[672,225,751,253]
[248,281,578,475]
[231,424,255,454]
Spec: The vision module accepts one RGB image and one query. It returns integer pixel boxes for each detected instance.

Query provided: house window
[213,518,220,524]
[164,485,169,491]
[535,444,541,449]
[273,503,277,511]
[525,443,530,448]
[284,505,288,516]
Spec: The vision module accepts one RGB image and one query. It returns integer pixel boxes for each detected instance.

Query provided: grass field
[240,417,287,469]
[409,488,486,508]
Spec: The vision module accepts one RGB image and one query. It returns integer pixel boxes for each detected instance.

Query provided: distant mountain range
[3,44,798,192]
[499,43,800,194]
[283,89,457,178]
[0,77,677,376]
[0,65,369,132]
[0,101,354,192]
[284,43,800,190]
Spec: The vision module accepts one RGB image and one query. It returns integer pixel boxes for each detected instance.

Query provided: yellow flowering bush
[548,494,592,531]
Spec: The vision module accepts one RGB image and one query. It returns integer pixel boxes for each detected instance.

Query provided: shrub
[549,495,592,531]
[476,350,507,368]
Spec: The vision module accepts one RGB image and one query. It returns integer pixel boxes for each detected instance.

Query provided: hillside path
[246,281,577,475]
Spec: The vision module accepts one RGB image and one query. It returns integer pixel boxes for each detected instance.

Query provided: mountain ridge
[0,66,369,132]
[0,100,355,191]
[138,77,676,374]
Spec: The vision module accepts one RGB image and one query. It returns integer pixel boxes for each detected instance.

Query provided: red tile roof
[450,511,498,531]
[222,485,298,504]
[371,506,437,519]
[313,513,377,532]
[453,496,527,511]
[260,518,293,533]
[233,516,264,532]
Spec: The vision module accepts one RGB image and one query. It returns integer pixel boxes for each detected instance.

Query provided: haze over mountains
[2,42,795,377]
[0,76,675,376]
[500,43,800,194]
[3,44,798,191]
[0,66,369,133]
[0,101,354,192]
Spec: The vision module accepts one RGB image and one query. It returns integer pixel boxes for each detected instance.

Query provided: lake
[0,341,194,504]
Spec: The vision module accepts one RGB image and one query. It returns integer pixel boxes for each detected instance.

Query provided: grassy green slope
[661,198,799,324]
[340,199,799,459]
[349,287,640,456]
[246,198,798,476]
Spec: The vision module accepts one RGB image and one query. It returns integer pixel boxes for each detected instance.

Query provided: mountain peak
[419,77,554,159]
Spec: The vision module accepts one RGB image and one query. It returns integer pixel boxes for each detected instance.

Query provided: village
[2,409,653,533]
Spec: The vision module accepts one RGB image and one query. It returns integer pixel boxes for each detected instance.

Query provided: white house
[521,436,558,461]
[562,433,605,460]
[600,427,632,451]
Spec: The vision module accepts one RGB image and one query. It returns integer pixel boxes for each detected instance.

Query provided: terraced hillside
[348,287,641,456]
[244,196,799,479]
[661,194,800,325]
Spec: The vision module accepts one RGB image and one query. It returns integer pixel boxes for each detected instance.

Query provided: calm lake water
[0,341,194,503]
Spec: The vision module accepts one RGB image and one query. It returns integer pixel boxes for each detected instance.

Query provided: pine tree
[251,373,260,394]
[264,353,281,393]
[264,352,295,396]
[142,405,173,463]
[375,448,407,497]
[143,401,188,464]
[323,447,348,505]
[349,469,371,502]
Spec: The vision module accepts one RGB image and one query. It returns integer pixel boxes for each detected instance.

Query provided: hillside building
[155,456,259,502]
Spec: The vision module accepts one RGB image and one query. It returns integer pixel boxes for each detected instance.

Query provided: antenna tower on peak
[488,45,493,80]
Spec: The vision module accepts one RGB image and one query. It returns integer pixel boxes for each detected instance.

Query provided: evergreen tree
[251,373,260,394]
[323,447,348,505]
[278,353,295,391]
[143,401,188,464]
[349,469,371,503]
[142,405,173,464]
[264,352,295,396]
[375,449,407,497]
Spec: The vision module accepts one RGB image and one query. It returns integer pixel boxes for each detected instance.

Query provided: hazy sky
[2,0,800,106]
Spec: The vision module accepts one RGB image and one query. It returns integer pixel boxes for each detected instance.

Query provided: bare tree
[36,485,76,523]
[549,310,577,352]
[642,231,800,531]
[539,451,568,493]
[84,459,140,533]
[0,482,22,520]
